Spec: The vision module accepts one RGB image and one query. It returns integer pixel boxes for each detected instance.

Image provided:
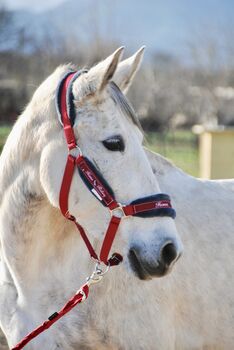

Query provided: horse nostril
[128,242,182,279]
[128,248,151,280]
[160,242,178,266]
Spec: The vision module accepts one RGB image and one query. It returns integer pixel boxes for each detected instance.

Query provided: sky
[6,0,234,15]
[6,0,66,12]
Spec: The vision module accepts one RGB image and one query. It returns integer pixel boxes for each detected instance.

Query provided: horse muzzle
[128,240,182,280]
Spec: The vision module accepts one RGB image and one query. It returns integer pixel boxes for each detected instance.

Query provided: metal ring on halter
[110,204,126,218]
[69,145,82,158]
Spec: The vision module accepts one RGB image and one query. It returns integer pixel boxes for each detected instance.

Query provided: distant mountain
[11,0,234,60]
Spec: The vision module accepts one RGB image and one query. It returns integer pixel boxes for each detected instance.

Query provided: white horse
[0,47,233,350]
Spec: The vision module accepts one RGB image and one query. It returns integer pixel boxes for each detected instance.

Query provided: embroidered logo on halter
[78,159,114,206]
[154,200,171,208]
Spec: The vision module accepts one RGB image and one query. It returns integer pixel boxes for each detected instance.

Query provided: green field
[0,126,199,177]
[145,131,199,177]
[0,126,11,152]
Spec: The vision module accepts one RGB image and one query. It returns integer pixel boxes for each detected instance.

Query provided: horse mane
[109,82,142,131]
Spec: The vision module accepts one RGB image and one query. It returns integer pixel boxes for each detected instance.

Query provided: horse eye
[102,136,125,152]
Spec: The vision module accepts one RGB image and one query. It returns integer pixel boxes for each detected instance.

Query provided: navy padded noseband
[130,194,176,219]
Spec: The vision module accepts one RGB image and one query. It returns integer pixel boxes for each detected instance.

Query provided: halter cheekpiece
[11,70,176,350]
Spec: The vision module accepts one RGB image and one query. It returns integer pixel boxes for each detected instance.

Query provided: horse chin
[128,249,172,280]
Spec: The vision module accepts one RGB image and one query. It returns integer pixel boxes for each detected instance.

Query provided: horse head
[40,47,183,280]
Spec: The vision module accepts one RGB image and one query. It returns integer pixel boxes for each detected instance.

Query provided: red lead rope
[12,285,89,350]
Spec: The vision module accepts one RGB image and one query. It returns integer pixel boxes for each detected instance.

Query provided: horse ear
[87,47,125,91]
[113,46,146,94]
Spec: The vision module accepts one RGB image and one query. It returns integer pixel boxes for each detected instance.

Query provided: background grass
[145,130,199,177]
[0,126,199,177]
[0,125,11,153]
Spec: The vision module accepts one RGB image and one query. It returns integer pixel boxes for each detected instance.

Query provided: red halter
[12,71,176,350]
[58,71,175,266]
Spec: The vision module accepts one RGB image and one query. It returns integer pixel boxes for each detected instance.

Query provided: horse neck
[0,106,89,296]
[0,154,89,300]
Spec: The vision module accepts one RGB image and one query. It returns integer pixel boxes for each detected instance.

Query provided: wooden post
[198,128,234,179]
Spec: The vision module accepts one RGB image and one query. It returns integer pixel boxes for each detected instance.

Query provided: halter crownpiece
[11,69,176,350]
